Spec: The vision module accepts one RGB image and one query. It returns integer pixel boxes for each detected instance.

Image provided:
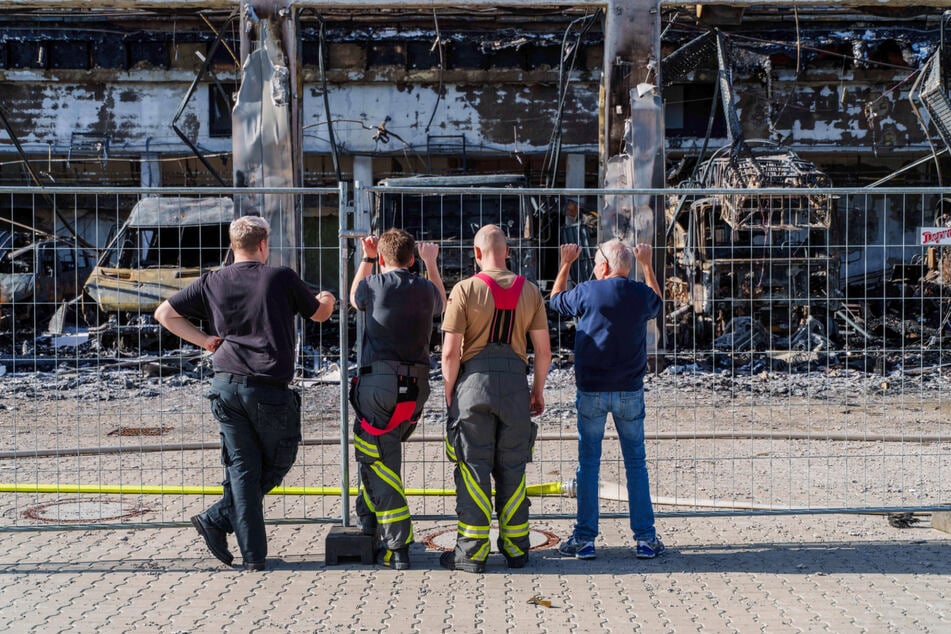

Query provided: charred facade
[1,4,951,356]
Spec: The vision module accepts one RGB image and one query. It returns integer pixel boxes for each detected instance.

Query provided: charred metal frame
[170,12,237,188]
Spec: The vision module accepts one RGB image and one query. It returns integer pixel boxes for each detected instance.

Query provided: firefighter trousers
[445,345,538,564]
[352,360,431,550]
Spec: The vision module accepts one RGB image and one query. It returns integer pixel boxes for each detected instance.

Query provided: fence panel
[0,186,346,530]
[362,183,951,523]
[0,183,948,533]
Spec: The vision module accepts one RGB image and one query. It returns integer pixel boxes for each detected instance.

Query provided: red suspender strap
[474,272,525,309]
[474,273,525,344]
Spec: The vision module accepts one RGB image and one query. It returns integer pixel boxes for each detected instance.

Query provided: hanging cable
[318,17,342,183]
[540,9,601,188]
[423,9,446,135]
[769,3,801,138]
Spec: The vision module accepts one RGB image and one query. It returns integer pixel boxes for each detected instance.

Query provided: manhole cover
[22,498,151,523]
[421,525,559,552]
[107,426,172,437]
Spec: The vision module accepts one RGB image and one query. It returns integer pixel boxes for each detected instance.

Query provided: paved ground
[0,513,948,633]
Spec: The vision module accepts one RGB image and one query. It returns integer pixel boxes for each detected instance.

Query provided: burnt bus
[665,141,841,349]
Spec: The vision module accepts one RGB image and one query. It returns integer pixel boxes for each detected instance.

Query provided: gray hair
[230,215,270,251]
[595,238,633,273]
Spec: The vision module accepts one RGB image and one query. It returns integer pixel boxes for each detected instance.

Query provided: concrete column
[603,0,665,353]
[140,153,161,189]
[353,155,374,190]
[565,153,585,190]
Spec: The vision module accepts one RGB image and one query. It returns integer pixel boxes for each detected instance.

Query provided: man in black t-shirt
[349,228,445,570]
[155,215,334,571]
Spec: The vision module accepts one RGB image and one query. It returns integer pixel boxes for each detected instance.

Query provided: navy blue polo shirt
[549,277,661,392]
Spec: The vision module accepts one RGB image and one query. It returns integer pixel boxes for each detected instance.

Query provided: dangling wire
[423,9,446,135]
[318,17,342,183]
[540,9,601,189]
[769,3,801,140]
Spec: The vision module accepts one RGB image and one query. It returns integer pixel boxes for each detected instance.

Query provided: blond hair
[230,215,270,252]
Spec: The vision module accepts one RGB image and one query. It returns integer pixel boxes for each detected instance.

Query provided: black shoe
[378,547,410,570]
[439,550,485,574]
[358,516,378,537]
[190,514,234,567]
[504,553,529,569]
[243,561,266,572]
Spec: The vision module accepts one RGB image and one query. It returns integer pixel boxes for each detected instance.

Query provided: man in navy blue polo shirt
[549,239,666,560]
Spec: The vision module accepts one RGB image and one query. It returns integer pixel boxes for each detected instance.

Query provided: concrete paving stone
[0,516,949,632]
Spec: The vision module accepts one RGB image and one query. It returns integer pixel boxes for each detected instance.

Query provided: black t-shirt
[168,261,320,382]
[354,269,441,366]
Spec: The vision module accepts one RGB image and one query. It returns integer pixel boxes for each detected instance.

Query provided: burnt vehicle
[662,30,841,351]
[664,141,841,350]
[83,197,233,348]
[0,231,97,334]
[373,174,552,289]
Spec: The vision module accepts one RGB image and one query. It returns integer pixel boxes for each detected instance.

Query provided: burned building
[1,2,951,352]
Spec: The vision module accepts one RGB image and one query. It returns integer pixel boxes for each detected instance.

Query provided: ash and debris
[2,332,951,409]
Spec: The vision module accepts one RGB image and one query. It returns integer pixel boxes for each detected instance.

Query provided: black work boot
[504,553,529,569]
[190,514,234,567]
[438,550,485,574]
[378,546,410,570]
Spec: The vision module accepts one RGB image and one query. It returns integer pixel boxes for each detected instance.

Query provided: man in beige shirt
[440,224,551,573]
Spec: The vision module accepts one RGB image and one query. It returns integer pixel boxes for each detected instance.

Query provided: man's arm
[349,236,378,310]
[633,243,663,299]
[154,300,222,353]
[418,242,447,312]
[310,291,336,322]
[551,243,581,297]
[441,331,463,407]
[528,328,551,417]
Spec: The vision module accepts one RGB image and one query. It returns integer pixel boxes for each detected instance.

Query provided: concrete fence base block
[325,525,375,565]
[932,511,951,535]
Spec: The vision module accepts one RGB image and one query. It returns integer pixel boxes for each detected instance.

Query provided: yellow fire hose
[0,481,568,497]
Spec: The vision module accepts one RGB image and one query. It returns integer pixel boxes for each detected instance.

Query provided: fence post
[337,181,353,526]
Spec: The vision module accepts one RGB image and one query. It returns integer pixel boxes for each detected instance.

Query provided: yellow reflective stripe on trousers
[499,474,526,528]
[377,505,411,524]
[353,434,380,459]
[369,462,407,499]
[360,486,376,512]
[471,541,490,562]
[500,521,529,538]
[458,463,492,521]
[457,522,490,540]
[500,539,525,558]
[444,436,457,462]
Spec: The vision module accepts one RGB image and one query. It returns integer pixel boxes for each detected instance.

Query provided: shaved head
[474,224,508,257]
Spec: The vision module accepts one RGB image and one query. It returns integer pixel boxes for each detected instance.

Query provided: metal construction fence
[0,184,949,532]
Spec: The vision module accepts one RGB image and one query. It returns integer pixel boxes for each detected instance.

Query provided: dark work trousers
[445,344,537,564]
[203,376,302,564]
[352,360,431,551]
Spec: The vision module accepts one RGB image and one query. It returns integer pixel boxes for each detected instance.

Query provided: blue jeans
[573,389,656,543]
